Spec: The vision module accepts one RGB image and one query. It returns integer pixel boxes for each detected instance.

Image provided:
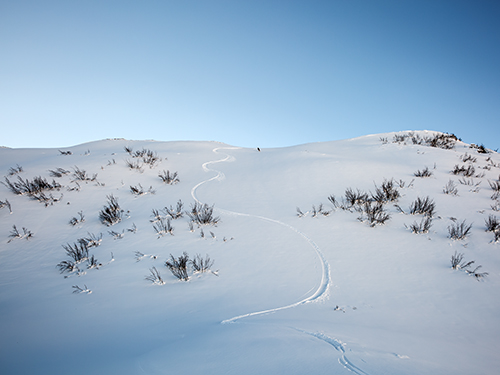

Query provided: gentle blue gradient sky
[1,0,499,150]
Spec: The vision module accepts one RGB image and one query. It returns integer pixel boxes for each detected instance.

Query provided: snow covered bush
[191,254,214,273]
[0,199,12,213]
[450,251,488,280]
[414,167,433,178]
[130,183,155,196]
[2,175,61,196]
[163,200,184,219]
[8,164,23,175]
[152,217,174,237]
[443,180,458,195]
[452,164,476,177]
[407,217,433,234]
[448,220,472,240]
[72,166,97,182]
[69,211,85,226]
[158,170,179,184]
[371,179,400,203]
[409,196,436,217]
[48,168,70,178]
[187,202,220,226]
[145,267,165,285]
[98,195,123,226]
[7,225,33,243]
[165,252,190,281]
[358,201,390,226]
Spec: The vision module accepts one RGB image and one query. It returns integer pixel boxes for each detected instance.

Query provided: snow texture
[0,131,499,374]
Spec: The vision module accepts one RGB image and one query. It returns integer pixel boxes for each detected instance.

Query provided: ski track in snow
[296,330,371,375]
[191,148,372,375]
[190,147,331,324]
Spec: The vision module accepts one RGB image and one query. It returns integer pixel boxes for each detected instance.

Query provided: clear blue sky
[1,0,499,150]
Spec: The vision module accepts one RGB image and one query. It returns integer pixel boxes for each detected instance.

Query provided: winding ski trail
[190,147,331,323]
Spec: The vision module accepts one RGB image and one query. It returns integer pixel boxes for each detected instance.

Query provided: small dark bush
[69,211,85,226]
[485,215,499,232]
[152,218,174,237]
[163,200,184,219]
[344,188,369,208]
[8,164,23,175]
[49,168,70,178]
[165,252,190,281]
[414,167,433,178]
[191,254,214,273]
[99,195,123,226]
[327,194,339,208]
[489,180,500,192]
[2,176,61,196]
[130,184,156,196]
[448,220,472,240]
[443,180,458,195]
[59,150,72,155]
[311,204,330,217]
[72,166,97,182]
[372,179,400,203]
[187,202,220,226]
[450,251,488,280]
[158,170,179,184]
[460,153,477,163]
[145,267,165,285]
[409,196,436,217]
[125,159,144,172]
[408,216,433,234]
[7,225,33,242]
[359,201,390,226]
[452,164,475,177]
[0,199,12,213]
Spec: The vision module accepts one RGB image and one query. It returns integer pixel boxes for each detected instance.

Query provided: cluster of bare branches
[450,251,488,280]
[7,225,33,243]
[158,170,179,184]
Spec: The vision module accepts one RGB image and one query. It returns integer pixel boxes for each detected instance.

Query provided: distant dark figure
[257,148,261,152]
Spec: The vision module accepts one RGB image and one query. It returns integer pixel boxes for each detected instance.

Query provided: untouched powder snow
[0,131,499,374]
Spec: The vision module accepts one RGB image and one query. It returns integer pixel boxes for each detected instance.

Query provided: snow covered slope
[0,131,499,374]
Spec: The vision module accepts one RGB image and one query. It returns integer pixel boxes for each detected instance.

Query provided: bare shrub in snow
[7,225,33,242]
[49,168,70,178]
[485,215,499,232]
[414,167,433,178]
[158,170,179,184]
[372,179,400,203]
[407,217,433,234]
[344,188,369,208]
[163,200,184,219]
[59,150,72,155]
[460,153,477,163]
[98,195,123,226]
[0,199,12,213]
[125,159,144,172]
[358,202,390,226]
[8,164,23,175]
[165,252,190,281]
[409,196,436,217]
[130,183,156,196]
[191,254,214,273]
[450,251,488,280]
[327,194,339,209]
[72,285,92,294]
[2,175,61,196]
[443,180,458,195]
[452,164,476,177]
[187,202,220,226]
[145,267,165,285]
[153,218,174,237]
[311,204,330,217]
[79,232,102,248]
[69,211,85,226]
[448,220,472,240]
[72,166,97,182]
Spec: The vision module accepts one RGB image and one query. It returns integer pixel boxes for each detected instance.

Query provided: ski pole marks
[190,147,331,324]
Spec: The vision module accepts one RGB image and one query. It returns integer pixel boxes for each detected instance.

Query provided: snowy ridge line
[295,329,371,375]
[190,147,331,324]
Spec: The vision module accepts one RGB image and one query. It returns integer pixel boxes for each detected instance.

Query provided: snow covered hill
[0,131,499,374]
